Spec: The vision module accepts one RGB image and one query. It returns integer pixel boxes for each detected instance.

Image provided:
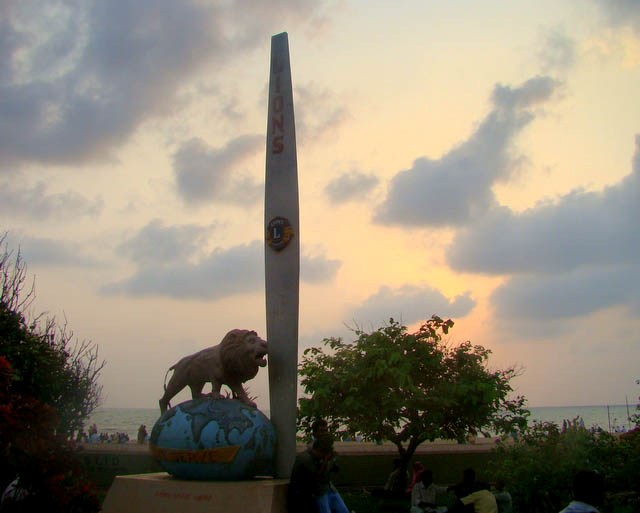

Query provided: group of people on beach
[75,423,131,444]
[74,422,148,444]
[287,418,606,513]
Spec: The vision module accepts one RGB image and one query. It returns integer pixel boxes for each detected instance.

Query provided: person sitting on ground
[372,458,409,499]
[558,469,605,513]
[311,418,330,441]
[449,469,496,513]
[288,435,350,513]
[451,482,498,513]
[450,468,482,499]
[410,469,449,513]
[309,418,343,491]
[385,458,409,497]
[407,460,426,493]
[492,481,512,513]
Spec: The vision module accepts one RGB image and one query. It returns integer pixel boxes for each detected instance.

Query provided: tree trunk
[395,437,421,492]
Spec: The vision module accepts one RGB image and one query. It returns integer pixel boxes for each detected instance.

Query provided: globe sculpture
[150,397,277,480]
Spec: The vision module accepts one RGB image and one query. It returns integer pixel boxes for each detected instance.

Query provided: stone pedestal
[101,473,288,513]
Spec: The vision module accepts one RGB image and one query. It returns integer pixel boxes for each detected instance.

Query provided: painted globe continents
[150,397,276,480]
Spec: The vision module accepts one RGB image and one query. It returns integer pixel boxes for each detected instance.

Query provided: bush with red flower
[1,235,104,512]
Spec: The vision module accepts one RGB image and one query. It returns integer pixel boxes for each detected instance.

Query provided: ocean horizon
[86,403,637,441]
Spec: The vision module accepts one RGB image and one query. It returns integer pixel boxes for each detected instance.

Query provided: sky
[2,0,640,411]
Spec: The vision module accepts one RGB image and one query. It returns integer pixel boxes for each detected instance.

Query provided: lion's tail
[163,366,174,392]
[161,367,174,411]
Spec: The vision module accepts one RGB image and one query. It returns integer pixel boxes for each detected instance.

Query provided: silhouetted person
[407,460,426,493]
[493,481,512,513]
[450,468,480,499]
[449,468,492,513]
[410,469,448,513]
[558,469,605,513]
[288,435,349,513]
[137,424,148,444]
[311,418,329,440]
[372,458,409,499]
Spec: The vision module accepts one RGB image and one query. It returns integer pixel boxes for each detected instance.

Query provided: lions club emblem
[266,216,294,251]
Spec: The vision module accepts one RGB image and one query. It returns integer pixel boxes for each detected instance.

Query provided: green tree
[488,420,640,513]
[298,316,529,479]
[0,234,105,511]
[0,234,104,437]
[0,355,101,512]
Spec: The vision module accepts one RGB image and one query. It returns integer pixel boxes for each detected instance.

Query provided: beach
[87,403,637,442]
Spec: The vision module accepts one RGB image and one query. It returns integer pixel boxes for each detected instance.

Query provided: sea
[85,404,637,442]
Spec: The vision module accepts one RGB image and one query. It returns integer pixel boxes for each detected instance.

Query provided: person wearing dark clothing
[449,472,498,513]
[311,418,329,440]
[288,435,349,513]
[137,424,148,444]
[450,468,480,499]
[559,470,605,513]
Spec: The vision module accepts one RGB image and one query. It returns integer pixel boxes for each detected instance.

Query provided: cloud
[374,76,559,227]
[0,181,103,220]
[537,26,576,74]
[118,219,211,265]
[324,171,379,204]
[173,135,263,205]
[349,284,475,327]
[448,136,640,275]
[105,238,341,300]
[492,265,640,322]
[448,134,640,324]
[14,235,100,268]
[301,253,341,282]
[592,0,640,35]
[0,0,330,169]
[294,84,350,144]
[102,240,263,300]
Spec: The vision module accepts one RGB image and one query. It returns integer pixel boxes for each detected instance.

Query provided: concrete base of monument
[101,472,289,513]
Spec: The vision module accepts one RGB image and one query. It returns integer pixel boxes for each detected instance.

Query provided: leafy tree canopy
[298,316,529,464]
[0,234,105,437]
[488,420,640,513]
[0,234,104,510]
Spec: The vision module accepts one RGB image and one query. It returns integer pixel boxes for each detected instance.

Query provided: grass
[339,487,456,513]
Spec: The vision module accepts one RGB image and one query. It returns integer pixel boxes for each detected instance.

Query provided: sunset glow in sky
[3,0,640,410]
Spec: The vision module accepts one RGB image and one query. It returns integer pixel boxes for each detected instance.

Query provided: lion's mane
[219,329,262,382]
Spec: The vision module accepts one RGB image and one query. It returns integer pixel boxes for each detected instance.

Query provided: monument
[264,31,300,480]
[150,397,277,480]
[101,33,298,513]
[102,329,283,513]
[158,329,268,413]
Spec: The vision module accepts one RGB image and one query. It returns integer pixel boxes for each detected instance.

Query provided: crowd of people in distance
[73,422,149,444]
[287,418,607,513]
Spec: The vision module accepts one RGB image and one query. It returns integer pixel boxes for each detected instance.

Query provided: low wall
[81,446,163,489]
[82,441,497,490]
[332,451,496,487]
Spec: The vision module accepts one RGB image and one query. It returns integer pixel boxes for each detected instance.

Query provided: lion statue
[159,329,268,413]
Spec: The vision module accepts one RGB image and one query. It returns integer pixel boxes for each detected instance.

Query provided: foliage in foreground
[488,421,640,513]
[0,235,105,437]
[298,316,529,480]
[0,356,101,512]
[0,235,104,511]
